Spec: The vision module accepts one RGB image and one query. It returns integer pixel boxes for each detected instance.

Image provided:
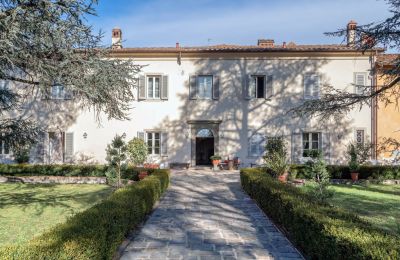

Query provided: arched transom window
[196,129,214,138]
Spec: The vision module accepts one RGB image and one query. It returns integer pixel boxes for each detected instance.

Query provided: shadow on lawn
[338,184,400,197]
[0,183,111,216]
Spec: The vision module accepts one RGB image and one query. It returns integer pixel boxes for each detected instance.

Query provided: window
[355,73,367,95]
[304,74,320,99]
[249,76,265,98]
[147,76,161,99]
[197,75,213,99]
[0,134,10,155]
[302,132,321,157]
[147,132,160,155]
[356,129,365,144]
[248,133,265,157]
[51,84,66,99]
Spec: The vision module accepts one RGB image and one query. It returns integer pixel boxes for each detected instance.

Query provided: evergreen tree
[0,0,141,149]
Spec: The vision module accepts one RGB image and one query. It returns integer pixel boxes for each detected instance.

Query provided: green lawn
[0,183,112,246]
[305,183,400,235]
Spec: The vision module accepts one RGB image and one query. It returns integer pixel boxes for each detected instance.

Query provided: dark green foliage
[264,137,290,177]
[13,145,31,164]
[290,164,400,180]
[106,134,128,188]
[304,154,333,203]
[0,164,158,181]
[0,169,170,260]
[240,168,400,259]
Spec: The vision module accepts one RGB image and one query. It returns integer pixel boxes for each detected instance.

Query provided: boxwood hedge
[0,169,170,260]
[0,164,159,181]
[290,164,400,180]
[241,168,400,259]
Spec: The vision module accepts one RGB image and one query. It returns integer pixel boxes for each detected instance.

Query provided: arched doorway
[195,129,214,165]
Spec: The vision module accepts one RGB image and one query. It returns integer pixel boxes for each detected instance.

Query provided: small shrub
[106,134,128,188]
[127,138,148,166]
[264,137,290,177]
[13,145,30,164]
[304,153,333,203]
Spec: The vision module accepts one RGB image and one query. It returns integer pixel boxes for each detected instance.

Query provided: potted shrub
[349,160,360,181]
[347,143,360,181]
[264,137,290,183]
[210,155,222,167]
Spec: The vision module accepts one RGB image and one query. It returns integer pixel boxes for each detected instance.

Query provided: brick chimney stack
[112,27,122,49]
[257,39,274,48]
[347,20,357,47]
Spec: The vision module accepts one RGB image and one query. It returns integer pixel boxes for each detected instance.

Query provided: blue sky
[88,0,391,48]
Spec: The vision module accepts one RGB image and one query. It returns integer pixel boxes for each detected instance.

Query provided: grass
[303,183,400,236]
[0,183,112,246]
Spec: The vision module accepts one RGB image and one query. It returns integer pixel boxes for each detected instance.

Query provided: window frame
[302,132,321,157]
[146,75,161,99]
[248,132,265,157]
[146,132,161,155]
[0,133,10,155]
[355,129,365,145]
[50,84,66,100]
[303,74,320,100]
[249,75,266,99]
[354,72,367,95]
[197,75,213,99]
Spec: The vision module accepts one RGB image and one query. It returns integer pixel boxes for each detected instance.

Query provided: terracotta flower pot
[351,172,359,181]
[138,171,148,180]
[278,172,289,183]
[212,159,220,166]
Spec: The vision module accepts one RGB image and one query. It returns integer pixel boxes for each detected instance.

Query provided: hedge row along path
[120,169,302,259]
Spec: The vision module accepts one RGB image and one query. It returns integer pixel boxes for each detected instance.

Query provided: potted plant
[210,155,222,167]
[264,137,290,183]
[349,160,360,181]
[347,143,360,181]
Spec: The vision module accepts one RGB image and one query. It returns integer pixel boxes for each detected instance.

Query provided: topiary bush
[0,169,170,260]
[240,168,400,259]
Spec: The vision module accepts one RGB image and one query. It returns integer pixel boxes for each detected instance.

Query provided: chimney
[347,20,357,47]
[282,42,287,48]
[112,27,122,49]
[176,42,180,48]
[257,39,274,48]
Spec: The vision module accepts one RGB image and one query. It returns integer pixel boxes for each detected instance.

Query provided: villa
[0,21,383,167]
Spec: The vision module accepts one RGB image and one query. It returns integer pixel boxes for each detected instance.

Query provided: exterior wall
[376,71,400,158]
[1,52,373,167]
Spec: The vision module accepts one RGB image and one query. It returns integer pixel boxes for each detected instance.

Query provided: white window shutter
[138,75,146,100]
[245,75,255,99]
[265,75,273,99]
[312,75,320,97]
[212,75,220,100]
[189,75,197,99]
[161,132,168,155]
[247,130,253,156]
[354,73,366,94]
[161,75,169,100]
[292,132,303,163]
[321,132,331,163]
[65,132,74,161]
[137,131,145,141]
[304,75,311,98]
[258,135,266,155]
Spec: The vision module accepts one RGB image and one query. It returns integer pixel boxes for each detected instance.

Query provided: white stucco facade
[1,49,375,167]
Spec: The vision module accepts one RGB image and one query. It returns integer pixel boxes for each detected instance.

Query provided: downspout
[372,50,378,159]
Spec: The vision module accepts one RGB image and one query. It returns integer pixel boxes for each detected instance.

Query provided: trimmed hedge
[241,168,400,259]
[0,164,159,181]
[0,169,170,260]
[290,164,400,180]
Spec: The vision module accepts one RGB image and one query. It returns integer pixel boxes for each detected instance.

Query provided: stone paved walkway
[120,169,303,260]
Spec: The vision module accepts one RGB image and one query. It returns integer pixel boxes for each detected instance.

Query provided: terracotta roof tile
[111,44,383,53]
[376,54,400,65]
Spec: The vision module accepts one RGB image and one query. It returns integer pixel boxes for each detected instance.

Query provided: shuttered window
[248,132,265,157]
[189,75,219,100]
[0,133,10,155]
[302,132,321,157]
[65,132,74,160]
[356,129,365,144]
[144,131,168,155]
[304,74,320,99]
[355,73,367,95]
[246,75,273,99]
[138,74,169,100]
